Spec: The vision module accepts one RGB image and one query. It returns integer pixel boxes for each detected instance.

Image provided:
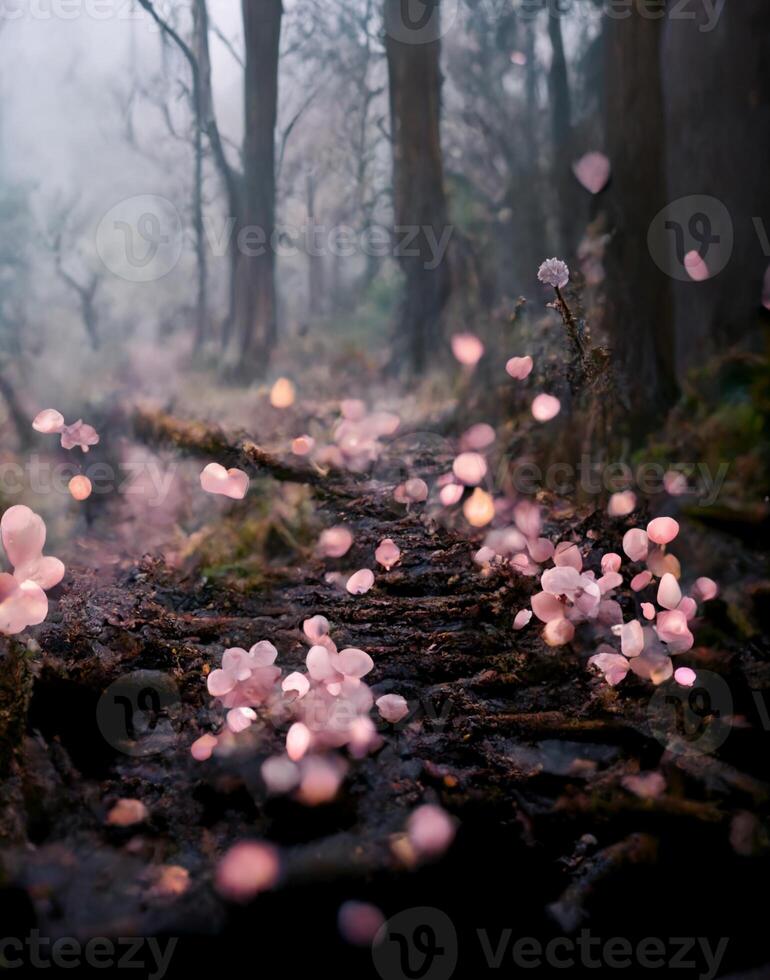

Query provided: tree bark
[237,0,282,365]
[384,0,451,375]
[603,9,677,429]
[547,11,574,255]
[662,1,770,372]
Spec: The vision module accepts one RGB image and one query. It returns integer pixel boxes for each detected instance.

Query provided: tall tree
[136,0,283,370]
[603,8,677,428]
[237,0,282,362]
[384,0,451,375]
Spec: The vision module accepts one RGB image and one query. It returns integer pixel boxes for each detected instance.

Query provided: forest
[0,0,768,977]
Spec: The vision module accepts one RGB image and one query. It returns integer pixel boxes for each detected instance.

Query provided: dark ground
[0,412,768,979]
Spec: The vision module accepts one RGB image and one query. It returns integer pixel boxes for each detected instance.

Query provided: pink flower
[191,733,218,761]
[572,152,611,195]
[460,423,496,451]
[450,332,484,367]
[407,804,456,858]
[32,409,99,452]
[631,570,653,592]
[620,620,644,658]
[543,617,575,646]
[376,693,409,723]
[693,577,718,602]
[1,504,64,594]
[60,419,100,453]
[200,462,249,500]
[601,553,622,574]
[286,721,312,761]
[641,602,656,620]
[664,471,688,496]
[506,355,533,381]
[303,615,330,644]
[439,484,464,507]
[537,258,569,289]
[531,394,561,422]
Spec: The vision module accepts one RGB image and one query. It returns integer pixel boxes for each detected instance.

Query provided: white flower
[537,258,569,289]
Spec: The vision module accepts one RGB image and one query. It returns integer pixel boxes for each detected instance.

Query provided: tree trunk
[603,9,677,429]
[238,0,282,366]
[547,11,574,255]
[384,0,451,375]
[662,1,770,372]
[191,0,209,351]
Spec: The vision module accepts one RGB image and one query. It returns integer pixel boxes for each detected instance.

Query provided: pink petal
[513,609,532,630]
[286,722,312,761]
[407,804,456,858]
[664,471,688,496]
[620,620,644,658]
[32,409,65,434]
[505,355,533,381]
[269,377,295,408]
[346,569,375,595]
[460,423,496,451]
[303,615,330,643]
[531,393,561,422]
[207,668,236,697]
[336,647,374,678]
[306,645,338,681]
[297,755,347,805]
[543,617,575,647]
[14,555,65,591]
[261,755,300,794]
[106,798,149,827]
[693,577,718,602]
[684,250,710,282]
[608,490,636,517]
[527,537,554,563]
[375,538,401,570]
[572,151,610,195]
[376,693,409,724]
[215,842,280,901]
[541,565,582,597]
[0,575,48,634]
[588,651,630,686]
[69,475,92,501]
[622,772,666,800]
[641,602,656,620]
[338,901,385,947]
[674,667,697,687]
[190,733,218,761]
[227,707,256,733]
[657,572,682,610]
[292,435,315,456]
[553,541,582,571]
[318,526,353,558]
[631,570,653,592]
[513,500,542,539]
[656,610,694,653]
[439,484,464,507]
[597,571,622,594]
[282,671,310,699]
[450,332,484,367]
[622,528,649,562]
[1,504,46,568]
[452,452,487,486]
[249,640,278,666]
[463,488,495,527]
[601,553,622,574]
[200,463,249,500]
[647,517,679,545]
